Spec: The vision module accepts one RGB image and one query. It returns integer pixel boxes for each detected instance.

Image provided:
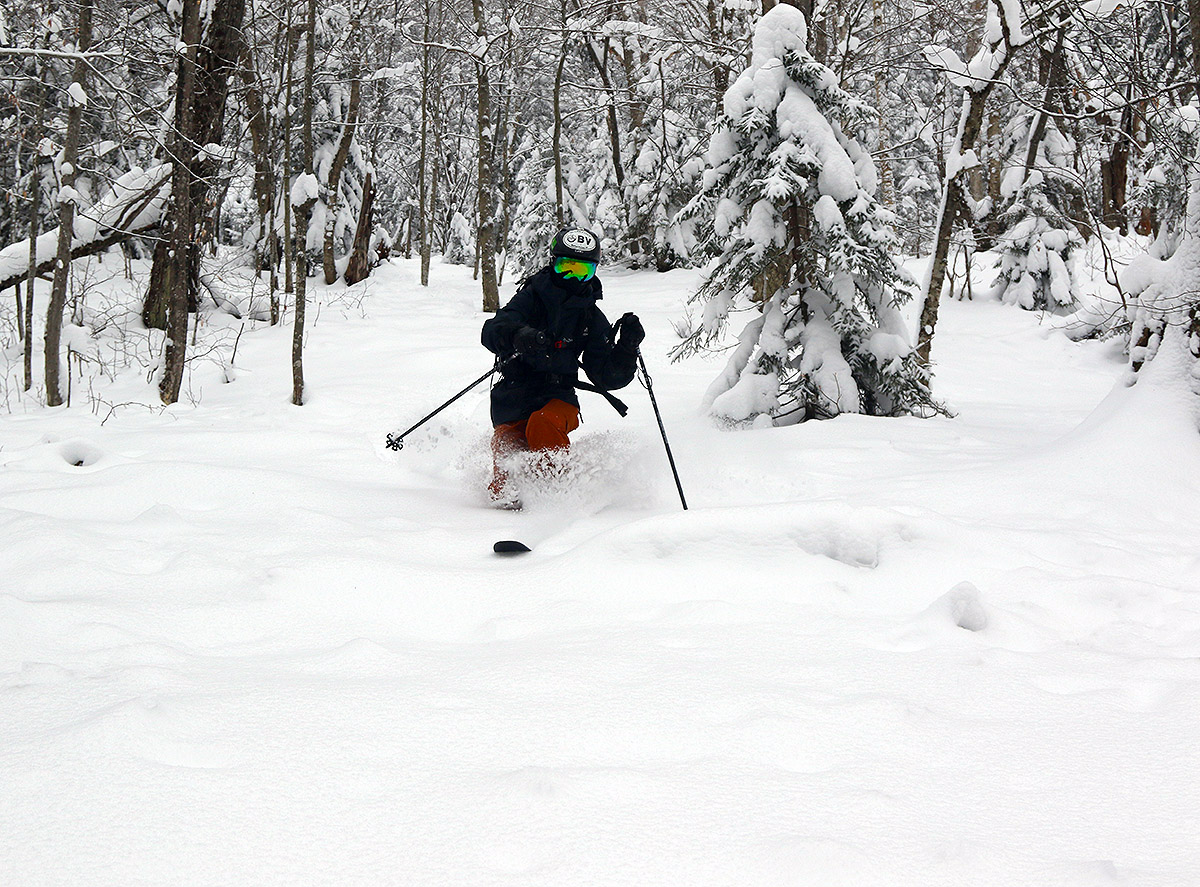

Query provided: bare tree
[917,0,1070,369]
[321,15,363,285]
[292,0,318,406]
[471,0,500,312]
[156,0,247,405]
[44,0,93,406]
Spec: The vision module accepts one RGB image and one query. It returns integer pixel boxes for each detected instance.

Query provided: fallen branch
[0,163,171,292]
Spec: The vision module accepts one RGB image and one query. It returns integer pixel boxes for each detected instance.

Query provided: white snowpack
[744,199,780,255]
[290,172,320,209]
[56,185,82,207]
[922,45,973,89]
[945,148,979,181]
[1,253,1199,886]
[798,313,859,413]
[776,86,858,203]
[68,82,88,108]
[748,3,807,69]
[812,194,844,233]
[1081,0,1125,15]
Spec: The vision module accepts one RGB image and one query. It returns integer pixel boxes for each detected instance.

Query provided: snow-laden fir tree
[627,56,707,270]
[506,144,563,274]
[1119,142,1200,384]
[1130,107,1200,261]
[989,113,1083,312]
[674,4,934,425]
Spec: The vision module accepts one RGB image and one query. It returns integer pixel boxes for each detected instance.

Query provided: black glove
[512,325,547,355]
[614,313,645,352]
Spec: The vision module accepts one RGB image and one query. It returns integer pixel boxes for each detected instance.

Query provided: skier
[481,227,644,506]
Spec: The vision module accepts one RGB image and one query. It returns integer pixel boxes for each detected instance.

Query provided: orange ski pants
[490,399,580,495]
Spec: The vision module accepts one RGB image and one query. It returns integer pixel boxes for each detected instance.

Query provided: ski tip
[493,540,532,555]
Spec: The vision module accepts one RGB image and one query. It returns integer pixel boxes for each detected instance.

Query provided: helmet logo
[562,229,597,252]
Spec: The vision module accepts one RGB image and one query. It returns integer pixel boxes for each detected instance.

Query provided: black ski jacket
[481,266,637,426]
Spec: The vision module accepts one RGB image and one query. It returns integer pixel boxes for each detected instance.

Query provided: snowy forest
[4,2,1200,884]
[2,0,1199,415]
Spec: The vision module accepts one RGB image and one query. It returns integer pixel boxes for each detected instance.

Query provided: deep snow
[2,256,1199,886]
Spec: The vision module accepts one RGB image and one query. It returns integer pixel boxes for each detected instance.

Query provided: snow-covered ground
[2,256,1199,886]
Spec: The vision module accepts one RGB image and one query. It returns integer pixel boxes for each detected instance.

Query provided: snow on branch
[0,47,122,61]
[926,0,1076,94]
[923,45,974,90]
[0,164,171,292]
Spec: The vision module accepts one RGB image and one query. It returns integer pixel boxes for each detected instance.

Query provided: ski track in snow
[2,258,1199,886]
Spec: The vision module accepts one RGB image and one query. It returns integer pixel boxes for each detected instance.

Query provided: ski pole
[385,363,498,451]
[636,350,688,511]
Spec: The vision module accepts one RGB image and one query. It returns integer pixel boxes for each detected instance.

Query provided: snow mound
[598,503,914,570]
[928,581,990,632]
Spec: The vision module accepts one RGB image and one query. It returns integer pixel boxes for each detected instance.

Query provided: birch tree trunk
[873,0,894,210]
[44,0,93,407]
[282,14,296,302]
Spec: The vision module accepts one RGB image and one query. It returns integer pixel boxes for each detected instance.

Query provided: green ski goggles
[554,257,597,281]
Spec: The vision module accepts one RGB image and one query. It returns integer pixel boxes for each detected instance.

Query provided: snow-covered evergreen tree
[674,4,934,426]
[1130,107,1200,261]
[506,145,561,274]
[627,55,707,270]
[1119,145,1200,384]
[989,113,1083,312]
[988,108,1084,316]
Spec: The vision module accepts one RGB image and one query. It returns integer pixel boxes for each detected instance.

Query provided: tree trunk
[23,29,52,392]
[707,0,729,104]
[24,171,37,389]
[25,147,46,394]
[584,38,625,192]
[873,0,894,209]
[292,0,318,406]
[44,0,93,407]
[421,21,443,288]
[916,0,1031,369]
[1101,79,1136,234]
[917,70,1002,368]
[471,0,500,312]
[552,35,568,225]
[344,170,375,285]
[238,45,277,272]
[1189,0,1200,93]
[3,169,170,295]
[282,14,296,302]
[158,0,201,403]
[424,138,439,286]
[417,8,433,284]
[158,0,247,404]
[322,63,362,285]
